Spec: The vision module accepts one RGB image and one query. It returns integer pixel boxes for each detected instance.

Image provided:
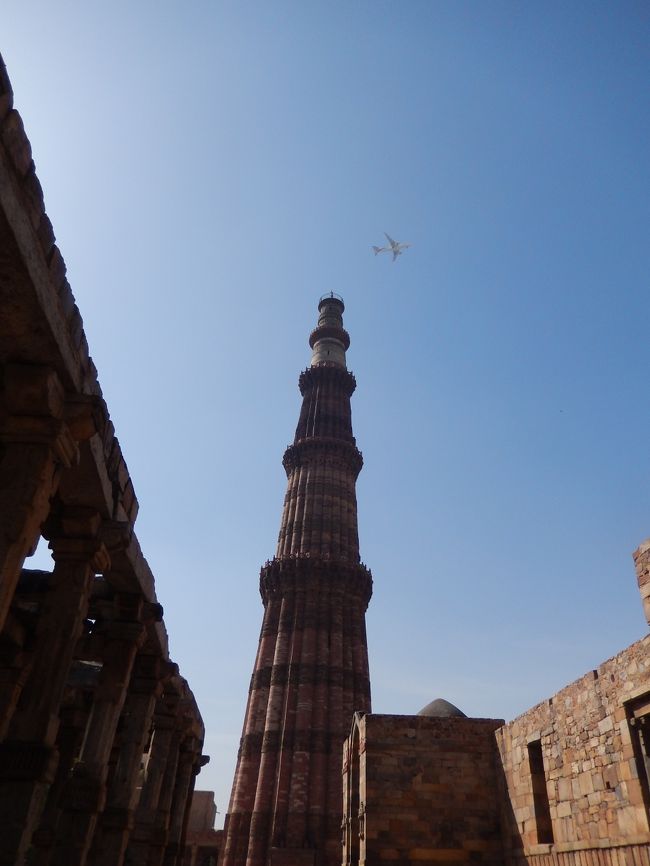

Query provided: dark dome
[417,698,466,718]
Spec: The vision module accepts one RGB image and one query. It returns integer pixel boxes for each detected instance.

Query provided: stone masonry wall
[495,635,650,866]
[343,713,506,866]
[633,540,650,627]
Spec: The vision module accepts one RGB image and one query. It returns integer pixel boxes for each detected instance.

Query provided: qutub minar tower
[221,294,373,866]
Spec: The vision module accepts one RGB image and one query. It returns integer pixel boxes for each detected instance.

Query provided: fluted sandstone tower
[221,295,372,866]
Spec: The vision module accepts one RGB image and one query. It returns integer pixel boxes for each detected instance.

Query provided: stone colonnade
[0,55,207,865]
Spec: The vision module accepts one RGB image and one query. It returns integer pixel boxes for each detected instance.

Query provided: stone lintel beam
[57,436,114,520]
[63,393,105,443]
[0,114,83,393]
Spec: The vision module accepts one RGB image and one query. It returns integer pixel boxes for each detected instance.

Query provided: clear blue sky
[4,1,650,823]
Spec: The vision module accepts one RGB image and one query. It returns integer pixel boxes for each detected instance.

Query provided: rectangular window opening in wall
[527,739,554,844]
[627,693,650,821]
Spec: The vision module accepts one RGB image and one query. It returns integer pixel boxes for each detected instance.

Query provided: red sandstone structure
[221,295,372,866]
[0,55,207,866]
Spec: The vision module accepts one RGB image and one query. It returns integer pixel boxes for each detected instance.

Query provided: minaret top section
[309,292,351,368]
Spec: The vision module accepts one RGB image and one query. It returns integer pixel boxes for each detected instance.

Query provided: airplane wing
[392,249,399,262]
[384,232,397,248]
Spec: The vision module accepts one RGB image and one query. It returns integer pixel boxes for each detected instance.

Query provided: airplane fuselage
[372,234,411,260]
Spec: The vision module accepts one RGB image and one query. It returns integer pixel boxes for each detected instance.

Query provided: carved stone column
[0,511,108,866]
[126,689,182,866]
[29,670,97,866]
[90,652,169,866]
[0,365,79,633]
[176,754,210,866]
[145,722,184,866]
[162,739,206,866]
[48,594,147,866]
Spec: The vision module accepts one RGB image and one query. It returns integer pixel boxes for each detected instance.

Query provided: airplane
[372,232,412,261]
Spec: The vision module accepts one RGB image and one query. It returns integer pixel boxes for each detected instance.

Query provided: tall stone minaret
[221,294,372,866]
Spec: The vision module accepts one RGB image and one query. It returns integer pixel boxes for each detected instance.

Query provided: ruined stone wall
[343,713,506,866]
[496,635,650,866]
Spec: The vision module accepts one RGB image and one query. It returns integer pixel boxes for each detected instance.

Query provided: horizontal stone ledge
[259,557,372,606]
[298,364,355,396]
[282,438,363,476]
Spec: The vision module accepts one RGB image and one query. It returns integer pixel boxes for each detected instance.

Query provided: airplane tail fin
[372,246,382,255]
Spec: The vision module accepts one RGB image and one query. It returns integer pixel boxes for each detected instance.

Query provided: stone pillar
[0,511,108,866]
[90,653,169,866]
[0,365,78,633]
[29,677,96,866]
[633,539,650,627]
[162,738,205,866]
[126,689,183,866]
[175,756,209,866]
[49,594,147,866]
[146,722,184,866]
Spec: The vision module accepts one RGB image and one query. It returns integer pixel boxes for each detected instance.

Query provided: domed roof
[417,698,466,718]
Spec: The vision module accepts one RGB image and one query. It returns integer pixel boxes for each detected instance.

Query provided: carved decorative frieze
[259,557,372,607]
[282,438,363,477]
[298,365,356,397]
